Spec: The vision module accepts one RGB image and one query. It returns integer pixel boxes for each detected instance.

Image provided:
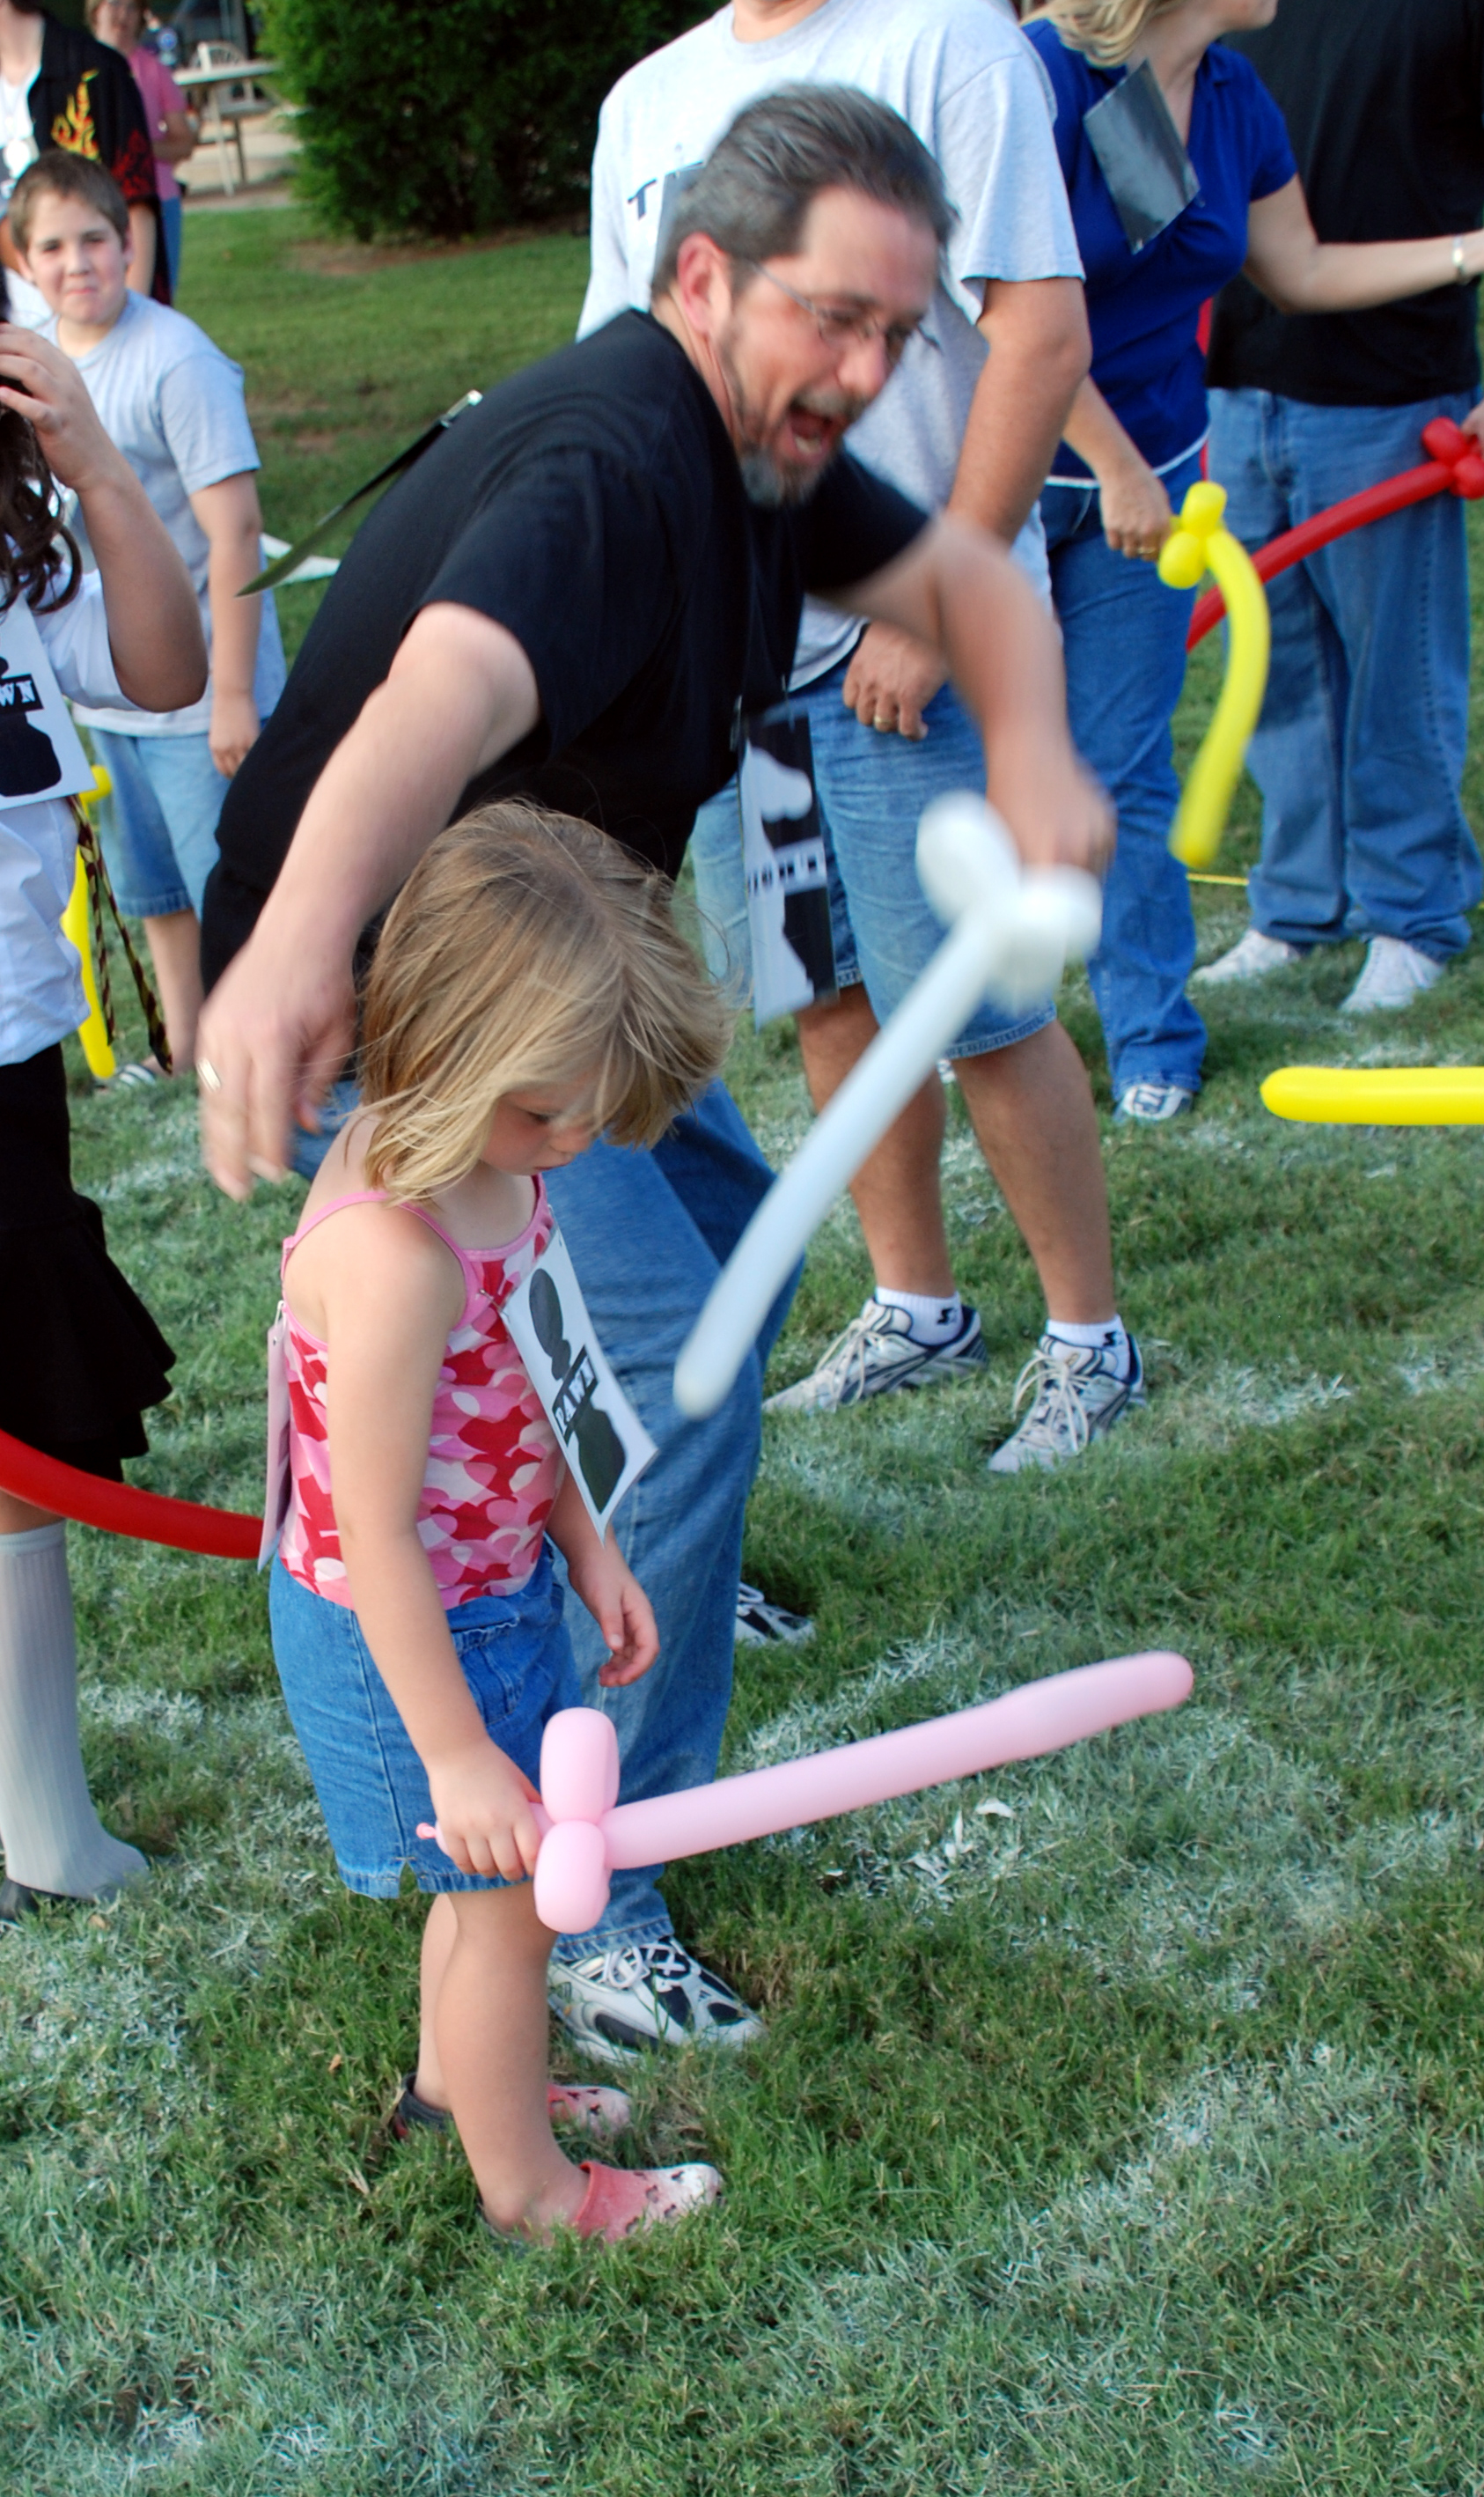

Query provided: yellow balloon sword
[1158,480,1270,870]
[1261,1067,1484,1124]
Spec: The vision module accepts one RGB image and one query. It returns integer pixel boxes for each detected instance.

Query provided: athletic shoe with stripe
[735,1581,814,1646]
[764,1297,985,1414]
[548,1940,765,2064]
[988,1333,1145,1473]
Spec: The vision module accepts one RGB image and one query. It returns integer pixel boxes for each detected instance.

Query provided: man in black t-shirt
[1201,0,1484,1013]
[198,88,1110,2064]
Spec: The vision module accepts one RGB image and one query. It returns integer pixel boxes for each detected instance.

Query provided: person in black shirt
[1201,0,1484,1012]
[198,87,1111,2063]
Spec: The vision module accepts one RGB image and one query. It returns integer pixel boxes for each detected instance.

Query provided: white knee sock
[0,1522,148,1898]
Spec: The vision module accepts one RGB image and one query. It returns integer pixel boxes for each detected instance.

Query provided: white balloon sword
[673,793,1102,1419]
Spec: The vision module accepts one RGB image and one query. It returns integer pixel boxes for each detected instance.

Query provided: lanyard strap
[72,798,173,1072]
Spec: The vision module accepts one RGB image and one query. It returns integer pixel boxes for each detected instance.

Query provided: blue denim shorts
[92,727,232,920]
[269,1548,583,1896]
[689,658,1055,1058]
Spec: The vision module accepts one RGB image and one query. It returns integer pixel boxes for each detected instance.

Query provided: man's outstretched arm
[195,601,539,1199]
[841,512,1113,875]
[842,276,1089,738]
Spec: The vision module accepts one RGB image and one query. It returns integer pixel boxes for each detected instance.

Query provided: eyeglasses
[742,262,926,365]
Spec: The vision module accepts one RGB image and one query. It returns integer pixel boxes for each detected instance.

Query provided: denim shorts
[269,1547,583,1896]
[689,657,1055,1058]
[92,728,232,920]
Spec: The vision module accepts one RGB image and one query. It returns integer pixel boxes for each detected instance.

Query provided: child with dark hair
[0,0,162,315]
[0,305,203,1921]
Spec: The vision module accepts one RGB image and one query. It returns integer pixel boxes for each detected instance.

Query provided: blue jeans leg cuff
[551,1915,676,1967]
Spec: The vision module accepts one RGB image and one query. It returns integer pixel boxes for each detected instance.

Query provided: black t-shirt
[1207,0,1484,406]
[202,311,927,984]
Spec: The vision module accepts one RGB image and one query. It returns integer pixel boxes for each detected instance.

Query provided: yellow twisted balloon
[1262,1066,1484,1124]
[1158,480,1270,869]
[62,766,115,1081]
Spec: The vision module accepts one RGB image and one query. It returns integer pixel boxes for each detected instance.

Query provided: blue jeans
[92,728,231,919]
[270,1550,581,1897]
[1042,451,1206,1096]
[537,1081,794,1958]
[690,659,1054,1057]
[159,195,183,291]
[1208,389,1480,958]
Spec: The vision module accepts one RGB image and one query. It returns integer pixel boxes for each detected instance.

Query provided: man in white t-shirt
[12,147,283,1077]
[583,0,1146,1474]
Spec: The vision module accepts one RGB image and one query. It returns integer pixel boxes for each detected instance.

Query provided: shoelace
[599,1941,696,1993]
[806,1304,912,1403]
[1007,1347,1101,1457]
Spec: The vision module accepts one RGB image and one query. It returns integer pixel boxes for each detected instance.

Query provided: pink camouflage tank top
[277,1185,563,1609]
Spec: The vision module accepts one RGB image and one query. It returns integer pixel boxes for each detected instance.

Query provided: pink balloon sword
[418,1649,1194,1931]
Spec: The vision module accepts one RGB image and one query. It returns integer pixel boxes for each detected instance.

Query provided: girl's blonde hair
[1028,0,1187,68]
[360,802,734,1202]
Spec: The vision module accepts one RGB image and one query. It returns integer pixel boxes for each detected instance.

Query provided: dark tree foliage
[264,0,707,240]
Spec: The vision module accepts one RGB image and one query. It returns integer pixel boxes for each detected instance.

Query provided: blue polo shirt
[1025,26,1296,481]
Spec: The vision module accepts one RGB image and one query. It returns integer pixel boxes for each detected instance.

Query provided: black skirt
[0,1043,175,1481]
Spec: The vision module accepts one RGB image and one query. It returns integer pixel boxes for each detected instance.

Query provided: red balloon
[0,1424,259,1558]
[1188,421,1484,650]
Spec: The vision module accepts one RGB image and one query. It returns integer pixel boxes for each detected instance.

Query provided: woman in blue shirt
[1025,0,1484,1121]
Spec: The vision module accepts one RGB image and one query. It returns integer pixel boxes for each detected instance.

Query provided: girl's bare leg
[435,1882,585,2233]
[140,909,204,1072]
[413,1891,457,2107]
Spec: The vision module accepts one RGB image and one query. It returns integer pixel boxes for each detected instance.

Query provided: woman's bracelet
[1454,237,1471,285]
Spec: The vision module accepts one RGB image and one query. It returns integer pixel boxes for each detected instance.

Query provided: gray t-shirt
[580,0,1083,681]
[47,292,286,737]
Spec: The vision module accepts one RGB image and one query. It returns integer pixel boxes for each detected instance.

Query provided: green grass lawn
[3,211,1484,2493]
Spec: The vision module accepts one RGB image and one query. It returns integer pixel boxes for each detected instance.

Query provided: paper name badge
[739,703,838,1028]
[0,598,94,804]
[503,1226,658,1538]
[259,1305,291,1569]
[1083,60,1199,255]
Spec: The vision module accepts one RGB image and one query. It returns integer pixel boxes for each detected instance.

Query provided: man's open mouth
[782,405,841,460]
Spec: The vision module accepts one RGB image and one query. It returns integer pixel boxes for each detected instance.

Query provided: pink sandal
[546,2082,632,2143]
[393,2073,631,2143]
[570,2159,724,2243]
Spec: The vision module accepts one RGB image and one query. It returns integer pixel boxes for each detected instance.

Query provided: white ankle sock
[1045,1315,1132,1377]
[0,1522,148,1899]
[873,1286,964,1347]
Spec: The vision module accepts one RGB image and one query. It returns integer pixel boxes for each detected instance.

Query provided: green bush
[263,0,705,240]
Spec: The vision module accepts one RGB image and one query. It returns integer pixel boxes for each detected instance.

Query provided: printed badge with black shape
[503,1229,658,1538]
[0,601,95,806]
[739,702,838,1028]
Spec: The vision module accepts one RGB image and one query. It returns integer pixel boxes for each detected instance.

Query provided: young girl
[269,802,733,2244]
[0,311,204,1921]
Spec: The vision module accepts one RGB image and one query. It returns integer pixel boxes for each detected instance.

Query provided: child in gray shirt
[12,146,283,1077]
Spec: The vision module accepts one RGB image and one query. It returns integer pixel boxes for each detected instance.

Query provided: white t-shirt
[0,574,131,1064]
[43,293,287,737]
[580,0,1082,681]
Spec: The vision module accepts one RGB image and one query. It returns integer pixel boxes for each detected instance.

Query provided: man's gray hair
[652,85,955,297]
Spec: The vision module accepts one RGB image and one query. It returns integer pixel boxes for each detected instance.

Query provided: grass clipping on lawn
[4,211,1484,2495]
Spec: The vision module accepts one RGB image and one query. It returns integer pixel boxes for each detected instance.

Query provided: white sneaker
[549,1941,766,2064]
[764,1297,985,1414]
[735,1582,814,1647]
[1115,1082,1195,1123]
[1190,928,1304,985]
[1339,936,1444,1013]
[988,1335,1146,1474]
